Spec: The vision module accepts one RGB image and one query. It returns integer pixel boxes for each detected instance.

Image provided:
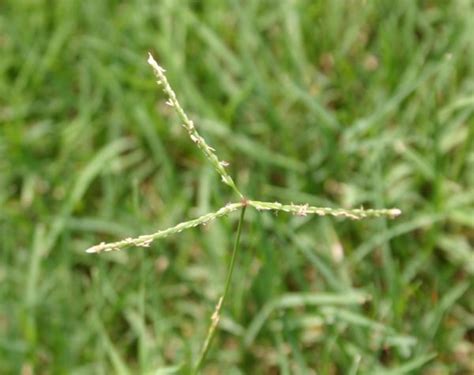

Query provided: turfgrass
[1,0,473,373]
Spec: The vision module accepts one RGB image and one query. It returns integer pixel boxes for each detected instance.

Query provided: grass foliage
[1,0,473,373]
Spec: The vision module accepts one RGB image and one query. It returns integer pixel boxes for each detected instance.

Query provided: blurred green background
[1,0,473,373]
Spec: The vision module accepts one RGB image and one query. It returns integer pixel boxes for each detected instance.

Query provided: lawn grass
[1,0,473,373]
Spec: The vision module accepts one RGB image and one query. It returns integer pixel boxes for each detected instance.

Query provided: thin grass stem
[193,205,247,374]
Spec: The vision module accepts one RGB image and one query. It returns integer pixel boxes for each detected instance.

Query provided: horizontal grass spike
[85,202,245,253]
